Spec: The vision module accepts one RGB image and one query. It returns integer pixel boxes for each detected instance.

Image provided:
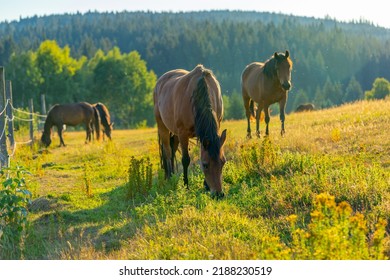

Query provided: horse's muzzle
[282,81,291,91]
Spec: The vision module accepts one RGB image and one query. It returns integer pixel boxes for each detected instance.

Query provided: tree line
[1,11,390,127]
[5,41,156,128]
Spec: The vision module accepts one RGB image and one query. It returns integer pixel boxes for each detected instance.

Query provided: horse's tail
[249,100,256,120]
[93,106,101,141]
[158,133,164,169]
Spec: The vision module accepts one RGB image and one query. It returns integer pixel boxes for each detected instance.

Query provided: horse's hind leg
[242,89,252,138]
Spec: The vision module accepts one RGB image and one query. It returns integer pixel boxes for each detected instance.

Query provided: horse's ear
[202,138,210,149]
[220,129,227,148]
[285,50,290,58]
[274,52,278,59]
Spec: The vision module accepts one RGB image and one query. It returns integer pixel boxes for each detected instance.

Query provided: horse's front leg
[85,123,92,143]
[179,135,190,187]
[57,125,66,147]
[246,117,252,139]
[279,98,287,136]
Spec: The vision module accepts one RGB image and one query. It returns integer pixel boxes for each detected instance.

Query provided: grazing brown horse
[41,102,95,147]
[242,50,293,138]
[154,65,227,198]
[296,103,315,112]
[93,102,113,140]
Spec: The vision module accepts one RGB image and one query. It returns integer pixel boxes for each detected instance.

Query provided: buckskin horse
[154,65,227,198]
[41,102,96,147]
[242,50,293,137]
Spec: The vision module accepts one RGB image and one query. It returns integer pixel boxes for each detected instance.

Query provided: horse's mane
[95,103,111,129]
[191,65,220,160]
[93,106,101,139]
[42,104,58,135]
[263,56,277,79]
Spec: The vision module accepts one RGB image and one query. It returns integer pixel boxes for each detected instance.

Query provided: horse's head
[274,50,293,91]
[105,122,114,140]
[41,132,51,147]
[200,129,227,199]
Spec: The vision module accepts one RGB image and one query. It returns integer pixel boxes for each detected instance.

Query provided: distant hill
[1,10,390,112]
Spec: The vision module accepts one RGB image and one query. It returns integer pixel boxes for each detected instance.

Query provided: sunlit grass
[3,98,389,259]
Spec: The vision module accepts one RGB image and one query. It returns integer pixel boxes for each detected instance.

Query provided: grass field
[2,98,389,259]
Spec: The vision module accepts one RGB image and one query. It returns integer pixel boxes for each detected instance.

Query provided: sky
[1,0,389,29]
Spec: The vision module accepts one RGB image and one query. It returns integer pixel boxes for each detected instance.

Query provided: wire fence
[0,98,47,166]
[0,67,47,168]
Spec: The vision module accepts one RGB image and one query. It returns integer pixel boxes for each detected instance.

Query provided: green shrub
[126,156,153,200]
[365,77,390,100]
[240,138,278,177]
[288,193,388,259]
[0,166,32,259]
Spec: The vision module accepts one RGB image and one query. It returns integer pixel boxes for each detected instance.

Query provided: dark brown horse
[296,103,315,112]
[41,102,95,147]
[242,50,293,137]
[154,65,227,198]
[93,102,113,140]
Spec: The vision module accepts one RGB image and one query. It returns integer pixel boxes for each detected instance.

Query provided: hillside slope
[4,98,390,259]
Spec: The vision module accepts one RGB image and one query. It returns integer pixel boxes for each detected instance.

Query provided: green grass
[2,98,389,259]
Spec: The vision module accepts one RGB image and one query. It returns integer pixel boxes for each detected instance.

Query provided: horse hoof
[211,191,225,200]
[204,180,210,191]
[246,133,252,139]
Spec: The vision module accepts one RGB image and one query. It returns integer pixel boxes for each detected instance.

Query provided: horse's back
[242,62,264,80]
[48,102,94,126]
[242,62,265,100]
[154,65,222,135]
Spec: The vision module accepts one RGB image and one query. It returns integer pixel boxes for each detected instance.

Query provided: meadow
[1,98,389,259]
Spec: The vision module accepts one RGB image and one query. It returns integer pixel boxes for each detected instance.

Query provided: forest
[1,10,390,127]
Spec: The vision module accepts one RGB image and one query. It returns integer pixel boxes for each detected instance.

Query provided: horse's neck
[43,117,53,134]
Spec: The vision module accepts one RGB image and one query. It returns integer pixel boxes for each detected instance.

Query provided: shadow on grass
[25,174,181,259]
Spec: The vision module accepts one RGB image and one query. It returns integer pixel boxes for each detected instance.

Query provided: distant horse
[242,50,293,137]
[296,103,315,112]
[41,102,95,147]
[93,102,113,140]
[154,65,227,198]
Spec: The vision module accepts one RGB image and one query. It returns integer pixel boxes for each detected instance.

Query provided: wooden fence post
[39,94,46,132]
[0,66,9,168]
[29,98,34,144]
[41,94,46,116]
[6,80,15,150]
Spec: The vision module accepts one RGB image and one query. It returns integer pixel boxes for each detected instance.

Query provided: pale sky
[0,0,389,28]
